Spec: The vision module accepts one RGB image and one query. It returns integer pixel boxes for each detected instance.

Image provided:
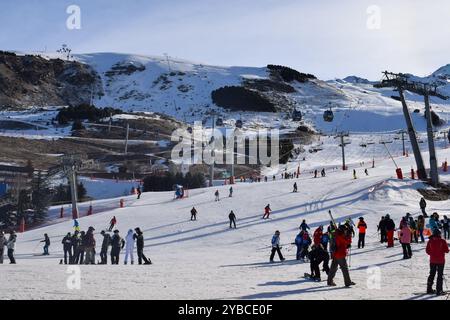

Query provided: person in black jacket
[377,216,386,243]
[229,211,237,229]
[99,230,111,264]
[110,230,125,265]
[41,234,50,255]
[385,214,396,247]
[420,197,428,217]
[190,207,198,221]
[70,231,79,264]
[74,231,85,264]
[308,244,330,281]
[61,232,72,264]
[133,228,152,265]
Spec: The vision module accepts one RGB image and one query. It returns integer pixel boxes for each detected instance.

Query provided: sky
[1,0,450,80]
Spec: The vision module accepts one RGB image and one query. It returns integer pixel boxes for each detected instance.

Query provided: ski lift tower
[374,71,449,186]
[61,154,83,220]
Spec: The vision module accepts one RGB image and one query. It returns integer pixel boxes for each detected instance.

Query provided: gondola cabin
[292,110,302,121]
[235,119,243,128]
[216,118,224,126]
[323,108,334,122]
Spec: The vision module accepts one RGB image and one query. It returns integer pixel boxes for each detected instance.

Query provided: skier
[83,226,96,265]
[344,218,355,237]
[313,226,323,246]
[327,225,355,287]
[70,231,79,264]
[399,218,412,259]
[364,168,369,176]
[110,230,125,265]
[75,231,86,264]
[417,215,425,243]
[229,210,237,229]
[61,232,73,264]
[99,230,111,264]
[293,182,298,193]
[307,244,330,281]
[190,207,198,221]
[441,215,450,240]
[294,231,304,260]
[321,168,326,177]
[299,219,310,232]
[124,229,135,265]
[214,190,220,202]
[321,231,330,252]
[108,216,117,231]
[136,186,142,199]
[426,229,449,295]
[229,186,233,197]
[419,197,428,217]
[378,216,387,243]
[357,217,367,249]
[40,234,50,255]
[353,169,357,179]
[270,230,285,262]
[385,214,395,248]
[299,232,312,260]
[314,169,318,178]
[73,219,80,232]
[0,231,6,264]
[134,228,152,265]
[262,204,272,219]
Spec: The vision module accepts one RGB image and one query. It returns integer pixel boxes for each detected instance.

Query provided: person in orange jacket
[327,225,355,287]
[357,217,367,248]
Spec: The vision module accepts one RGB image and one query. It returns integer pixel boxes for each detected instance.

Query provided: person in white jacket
[124,229,135,265]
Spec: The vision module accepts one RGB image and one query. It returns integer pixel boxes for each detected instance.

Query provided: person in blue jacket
[429,212,442,234]
[294,231,304,260]
[321,232,330,252]
[299,220,310,232]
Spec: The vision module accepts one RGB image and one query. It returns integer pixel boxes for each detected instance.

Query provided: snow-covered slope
[2,143,450,300]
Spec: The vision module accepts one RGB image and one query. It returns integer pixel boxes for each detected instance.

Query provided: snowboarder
[327,225,355,287]
[442,215,450,240]
[136,187,142,199]
[270,230,285,262]
[100,230,111,264]
[0,231,6,264]
[399,218,412,259]
[190,207,198,221]
[426,229,449,295]
[6,232,16,264]
[134,228,152,265]
[357,217,367,248]
[83,227,96,265]
[385,214,395,248]
[307,244,330,281]
[124,229,135,265]
[229,186,233,197]
[108,216,117,231]
[300,219,310,232]
[40,234,50,255]
[262,204,272,219]
[214,190,220,202]
[61,232,73,264]
[293,182,298,193]
[378,216,386,243]
[229,210,237,229]
[110,230,125,265]
[419,197,428,217]
[353,169,357,179]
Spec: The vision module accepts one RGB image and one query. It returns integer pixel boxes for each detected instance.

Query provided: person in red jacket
[357,217,367,248]
[426,229,449,295]
[313,226,323,246]
[327,225,355,287]
[262,204,272,219]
